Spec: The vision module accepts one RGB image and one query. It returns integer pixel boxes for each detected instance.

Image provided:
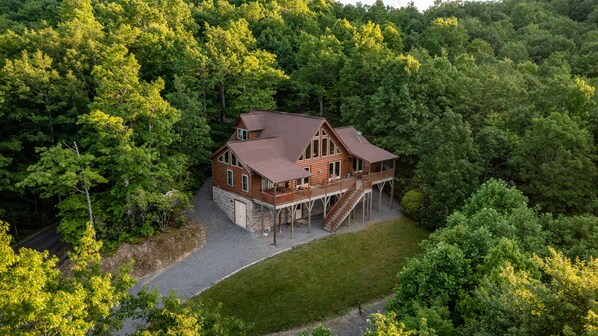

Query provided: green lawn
[194,217,429,335]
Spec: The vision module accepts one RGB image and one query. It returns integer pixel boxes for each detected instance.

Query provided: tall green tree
[201,19,286,122]
[293,33,344,117]
[472,248,598,335]
[17,144,106,244]
[510,112,598,214]
[415,111,482,228]
[0,221,133,335]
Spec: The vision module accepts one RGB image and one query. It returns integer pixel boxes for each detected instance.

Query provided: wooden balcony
[253,168,394,208]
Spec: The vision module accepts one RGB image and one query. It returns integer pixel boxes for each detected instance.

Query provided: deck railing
[326,179,373,232]
[253,177,355,207]
[252,169,393,208]
[323,180,356,226]
[365,169,394,183]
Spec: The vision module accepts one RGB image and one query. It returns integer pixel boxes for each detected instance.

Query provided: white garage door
[234,200,246,228]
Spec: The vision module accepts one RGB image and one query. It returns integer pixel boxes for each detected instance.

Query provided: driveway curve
[133,178,402,300]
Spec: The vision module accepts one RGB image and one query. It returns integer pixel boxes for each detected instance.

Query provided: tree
[472,248,598,335]
[545,215,598,260]
[420,17,468,57]
[0,221,133,335]
[0,219,247,335]
[17,144,106,244]
[386,180,547,333]
[201,19,286,122]
[166,75,213,168]
[293,33,344,117]
[509,112,598,214]
[415,111,482,228]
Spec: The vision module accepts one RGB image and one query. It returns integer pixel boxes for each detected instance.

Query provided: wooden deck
[252,169,394,209]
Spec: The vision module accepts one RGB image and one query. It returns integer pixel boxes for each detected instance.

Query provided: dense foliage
[0,220,247,335]
[2,0,597,241]
[1,0,597,333]
[377,179,598,335]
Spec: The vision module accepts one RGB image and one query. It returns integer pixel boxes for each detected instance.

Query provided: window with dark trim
[242,174,248,192]
[227,169,233,186]
[237,128,248,140]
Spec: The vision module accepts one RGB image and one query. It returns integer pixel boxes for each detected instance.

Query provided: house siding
[212,148,252,197]
[210,112,395,233]
[296,122,351,184]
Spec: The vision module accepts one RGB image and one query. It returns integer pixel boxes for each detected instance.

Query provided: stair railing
[323,180,356,228]
[330,183,366,232]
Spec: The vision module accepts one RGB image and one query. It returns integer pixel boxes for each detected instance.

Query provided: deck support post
[390,160,396,209]
[322,196,330,216]
[261,203,264,235]
[273,185,277,246]
[279,207,284,233]
[378,181,386,211]
[369,192,373,220]
[361,193,368,224]
[306,201,314,234]
[290,205,297,238]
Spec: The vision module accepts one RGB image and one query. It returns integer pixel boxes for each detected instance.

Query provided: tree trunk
[220,84,226,122]
[73,141,96,238]
[318,95,324,117]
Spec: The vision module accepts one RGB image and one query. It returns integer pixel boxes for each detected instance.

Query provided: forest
[0,0,597,334]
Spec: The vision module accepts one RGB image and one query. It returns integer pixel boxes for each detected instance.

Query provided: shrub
[401,189,424,217]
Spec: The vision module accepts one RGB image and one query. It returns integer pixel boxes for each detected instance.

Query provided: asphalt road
[12,225,63,255]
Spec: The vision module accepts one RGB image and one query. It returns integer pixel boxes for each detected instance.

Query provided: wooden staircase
[323,179,370,232]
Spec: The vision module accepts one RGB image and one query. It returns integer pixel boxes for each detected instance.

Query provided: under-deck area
[252,169,396,245]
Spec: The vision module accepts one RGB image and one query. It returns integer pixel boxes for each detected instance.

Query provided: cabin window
[299,153,304,161]
[242,174,249,192]
[353,158,363,173]
[218,153,224,163]
[224,150,230,164]
[227,169,233,186]
[237,128,247,140]
[322,137,328,156]
[296,167,310,187]
[305,142,312,160]
[261,177,274,191]
[231,153,237,166]
[313,139,319,158]
[329,139,341,155]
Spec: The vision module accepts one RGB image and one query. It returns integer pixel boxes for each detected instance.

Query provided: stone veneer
[213,186,336,233]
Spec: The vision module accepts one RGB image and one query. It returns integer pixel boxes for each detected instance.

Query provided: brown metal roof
[221,110,395,182]
[334,126,398,163]
[240,113,264,131]
[228,137,311,183]
[247,109,324,162]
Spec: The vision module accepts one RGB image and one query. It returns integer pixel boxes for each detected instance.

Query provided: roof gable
[334,126,398,163]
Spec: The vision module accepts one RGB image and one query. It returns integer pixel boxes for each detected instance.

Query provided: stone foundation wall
[212,187,256,231]
[212,186,346,233]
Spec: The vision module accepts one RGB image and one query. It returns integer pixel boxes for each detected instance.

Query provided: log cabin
[210,109,397,244]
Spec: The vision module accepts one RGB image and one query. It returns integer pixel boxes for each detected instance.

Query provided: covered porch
[252,162,395,245]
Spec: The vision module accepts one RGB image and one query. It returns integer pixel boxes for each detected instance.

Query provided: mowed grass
[194,217,429,335]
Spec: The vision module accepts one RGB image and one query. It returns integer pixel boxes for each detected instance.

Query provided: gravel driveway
[133,178,402,299]
[125,178,402,333]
